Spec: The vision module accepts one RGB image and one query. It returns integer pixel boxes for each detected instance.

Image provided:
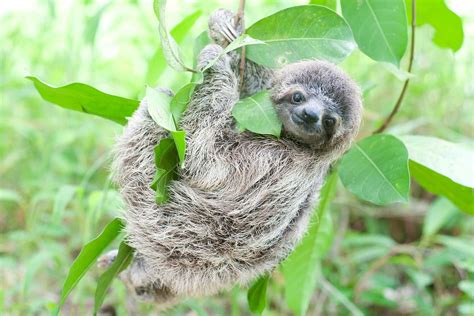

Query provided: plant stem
[354,244,422,302]
[373,0,416,134]
[235,0,246,90]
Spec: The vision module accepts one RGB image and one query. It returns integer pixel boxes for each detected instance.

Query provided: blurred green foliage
[1,0,473,315]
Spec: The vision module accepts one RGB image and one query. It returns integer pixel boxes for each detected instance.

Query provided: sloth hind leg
[98,251,178,305]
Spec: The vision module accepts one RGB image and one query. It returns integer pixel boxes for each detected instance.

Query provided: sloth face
[271,60,362,149]
[273,89,342,146]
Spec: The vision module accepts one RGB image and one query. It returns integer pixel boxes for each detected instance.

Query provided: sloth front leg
[208,8,274,98]
[181,43,239,123]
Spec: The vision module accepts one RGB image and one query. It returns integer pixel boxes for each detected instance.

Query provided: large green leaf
[310,0,337,11]
[281,172,338,316]
[232,91,282,137]
[400,136,473,188]
[339,134,410,205]
[341,0,408,67]
[401,135,474,214]
[410,162,473,215]
[152,0,192,72]
[27,77,139,125]
[53,218,124,315]
[247,275,270,315]
[406,0,464,52]
[94,241,133,314]
[150,138,179,204]
[246,5,355,68]
[146,10,202,84]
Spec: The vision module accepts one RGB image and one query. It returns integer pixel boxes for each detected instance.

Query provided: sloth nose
[301,108,319,124]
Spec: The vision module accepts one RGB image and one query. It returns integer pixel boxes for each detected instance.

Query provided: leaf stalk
[374,0,416,134]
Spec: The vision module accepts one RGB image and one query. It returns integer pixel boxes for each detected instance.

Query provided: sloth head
[271,60,362,150]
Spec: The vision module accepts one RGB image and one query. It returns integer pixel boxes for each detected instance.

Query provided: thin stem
[235,0,246,27]
[320,277,364,316]
[354,244,422,302]
[235,0,246,90]
[373,0,416,134]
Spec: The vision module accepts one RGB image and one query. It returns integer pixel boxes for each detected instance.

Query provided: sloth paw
[208,9,243,47]
[97,249,118,269]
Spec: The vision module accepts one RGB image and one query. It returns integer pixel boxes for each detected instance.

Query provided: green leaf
[146,86,176,131]
[151,138,179,204]
[342,233,396,264]
[381,62,414,81]
[53,218,124,315]
[94,241,133,314]
[247,275,269,315]
[310,0,337,11]
[422,198,459,239]
[27,77,139,125]
[169,83,195,123]
[411,162,473,215]
[0,189,21,203]
[202,35,264,72]
[146,10,202,84]
[170,35,260,122]
[459,280,474,299]
[406,269,432,289]
[436,235,474,258]
[84,1,112,45]
[339,134,410,205]
[153,0,193,72]
[170,72,204,123]
[343,233,396,248]
[400,136,474,188]
[406,0,464,52]
[53,185,78,223]
[400,135,474,214]
[232,91,282,137]
[341,0,408,66]
[246,5,355,67]
[192,31,211,68]
[171,130,186,168]
[281,172,338,316]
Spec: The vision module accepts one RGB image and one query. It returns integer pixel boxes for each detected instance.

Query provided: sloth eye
[291,92,305,104]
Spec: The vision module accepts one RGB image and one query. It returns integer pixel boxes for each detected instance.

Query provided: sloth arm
[176,44,240,185]
[207,8,274,98]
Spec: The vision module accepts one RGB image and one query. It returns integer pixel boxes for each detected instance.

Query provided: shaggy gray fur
[109,9,362,306]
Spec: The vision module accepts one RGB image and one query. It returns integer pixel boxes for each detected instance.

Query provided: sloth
[101,9,362,306]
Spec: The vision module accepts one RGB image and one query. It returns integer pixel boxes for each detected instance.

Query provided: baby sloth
[108,9,362,307]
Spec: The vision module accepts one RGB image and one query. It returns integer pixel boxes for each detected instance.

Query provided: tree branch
[373,0,416,134]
